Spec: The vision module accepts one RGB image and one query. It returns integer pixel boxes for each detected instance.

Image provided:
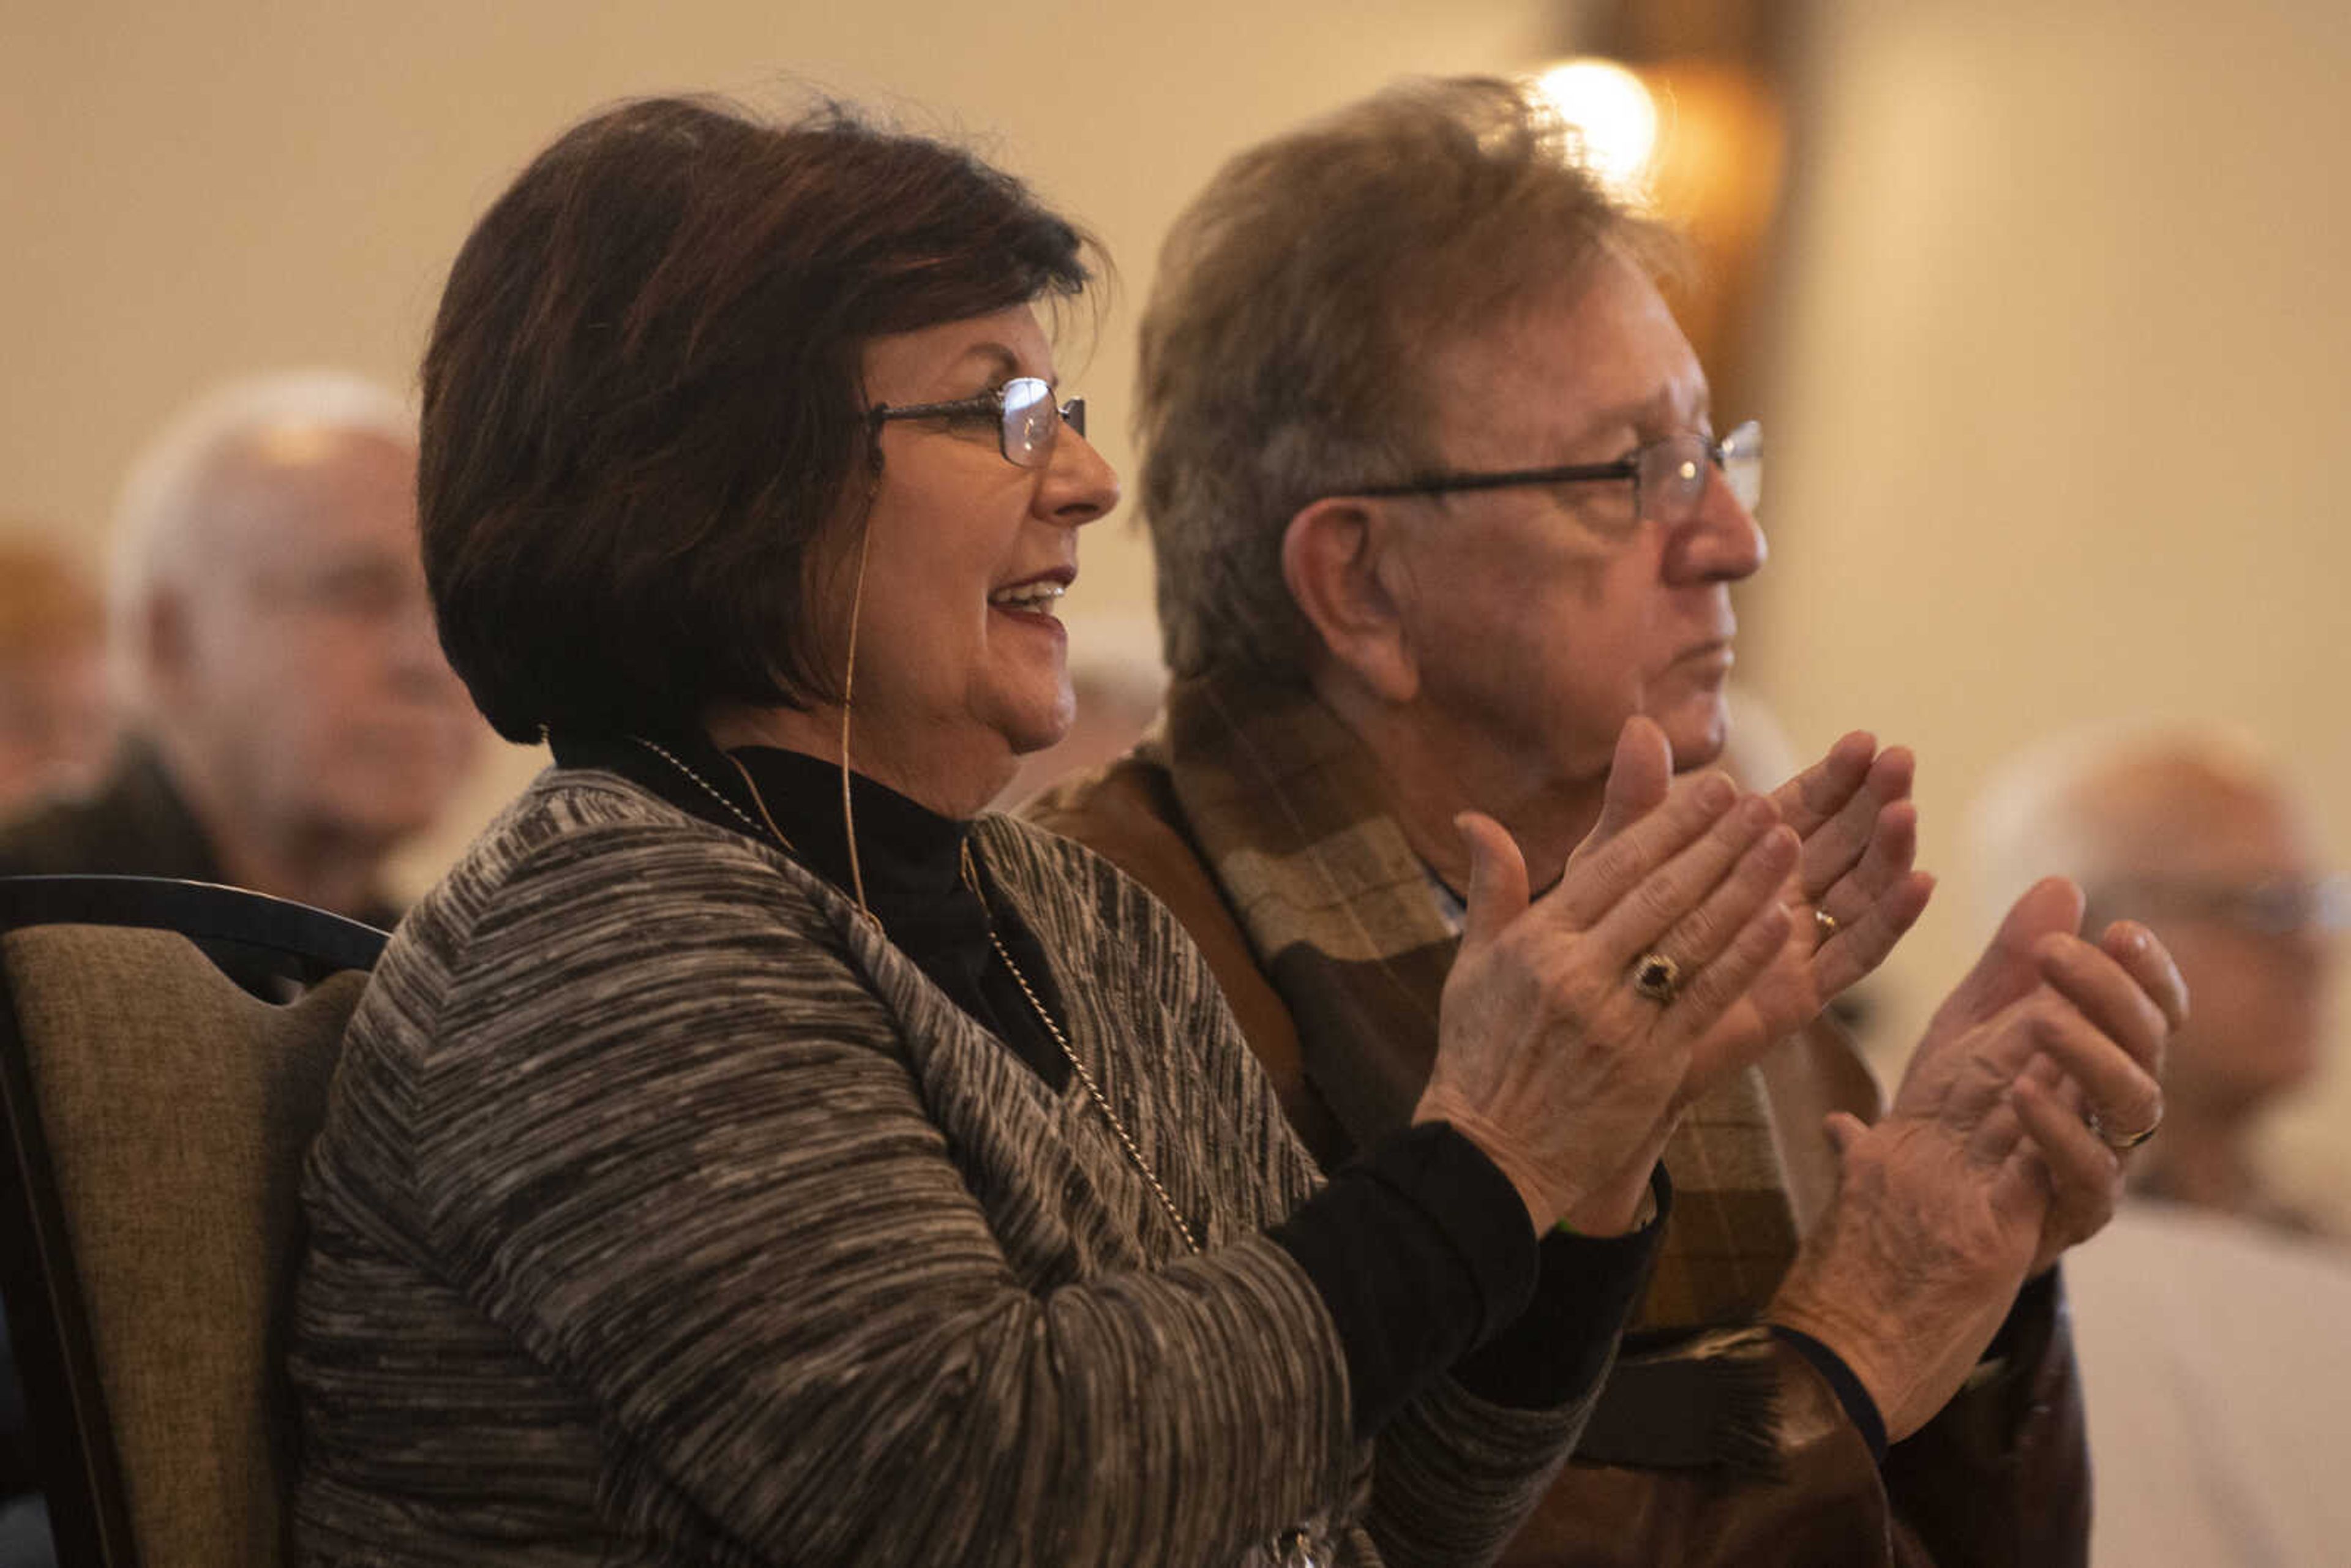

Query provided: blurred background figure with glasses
[1973,725,2351,1568]
[1973,724,2342,1233]
[0,372,482,927]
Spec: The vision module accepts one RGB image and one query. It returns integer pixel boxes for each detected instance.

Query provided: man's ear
[1280,497,1419,704]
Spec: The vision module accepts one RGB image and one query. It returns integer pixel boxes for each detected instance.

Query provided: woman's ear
[1280,497,1420,704]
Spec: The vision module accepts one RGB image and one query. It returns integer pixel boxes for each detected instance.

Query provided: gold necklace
[630,737,781,846]
[961,841,1202,1257]
[721,751,798,853]
[629,737,887,929]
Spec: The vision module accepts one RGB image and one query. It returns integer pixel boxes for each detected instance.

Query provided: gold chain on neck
[962,841,1202,1256]
[721,750,798,855]
[629,737,779,845]
[628,737,888,930]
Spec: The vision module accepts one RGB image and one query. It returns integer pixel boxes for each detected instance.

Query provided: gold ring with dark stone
[1815,909,1840,939]
[1632,951,1682,1005]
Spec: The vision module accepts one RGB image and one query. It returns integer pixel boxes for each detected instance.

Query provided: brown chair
[0,876,387,1568]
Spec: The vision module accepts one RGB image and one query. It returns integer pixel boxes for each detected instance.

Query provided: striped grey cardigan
[288,770,1590,1566]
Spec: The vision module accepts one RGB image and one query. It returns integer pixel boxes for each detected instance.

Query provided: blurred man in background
[1973,725,2351,1567]
[1974,725,2338,1229]
[0,372,481,924]
[0,534,112,815]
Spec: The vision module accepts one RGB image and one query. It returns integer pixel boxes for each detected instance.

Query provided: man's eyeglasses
[1351,419,1762,525]
[868,377,1086,470]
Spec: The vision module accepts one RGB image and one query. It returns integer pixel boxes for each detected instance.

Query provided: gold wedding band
[1632,951,1681,1005]
[1814,909,1840,940]
[2085,1105,2161,1152]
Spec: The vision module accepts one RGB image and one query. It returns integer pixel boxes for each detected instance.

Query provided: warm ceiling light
[1530,57,1660,199]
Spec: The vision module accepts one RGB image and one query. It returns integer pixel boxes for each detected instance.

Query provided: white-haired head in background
[1970,722,2339,1227]
[88,370,479,916]
[108,370,414,705]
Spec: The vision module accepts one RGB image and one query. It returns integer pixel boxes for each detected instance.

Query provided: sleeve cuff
[1770,1322,1888,1464]
[1269,1121,1545,1438]
[1450,1164,1670,1411]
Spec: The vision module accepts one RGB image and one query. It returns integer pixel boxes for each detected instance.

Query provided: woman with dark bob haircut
[289,95,1820,1566]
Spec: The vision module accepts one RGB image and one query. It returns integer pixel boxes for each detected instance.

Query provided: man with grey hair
[1030,77,2181,1565]
[0,372,480,924]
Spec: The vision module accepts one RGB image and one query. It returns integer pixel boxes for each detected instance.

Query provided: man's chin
[1657,701,1730,772]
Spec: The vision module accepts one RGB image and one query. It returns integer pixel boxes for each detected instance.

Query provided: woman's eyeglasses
[868,377,1086,470]
[1349,419,1762,526]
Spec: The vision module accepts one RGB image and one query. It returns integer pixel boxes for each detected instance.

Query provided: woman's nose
[1038,421,1120,528]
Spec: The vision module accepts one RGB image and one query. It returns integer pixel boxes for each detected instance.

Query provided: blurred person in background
[0,533,113,814]
[1973,726,2351,1566]
[0,373,481,925]
[1029,76,2184,1567]
[1973,724,2337,1231]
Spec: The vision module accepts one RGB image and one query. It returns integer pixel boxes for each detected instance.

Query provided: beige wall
[10,2,2351,1209]
[1751,0,2351,1217]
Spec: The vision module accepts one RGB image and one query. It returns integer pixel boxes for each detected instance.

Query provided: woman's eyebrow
[944,342,1054,391]
[950,344,1019,382]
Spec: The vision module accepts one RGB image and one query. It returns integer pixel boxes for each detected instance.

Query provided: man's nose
[1670,467,1766,583]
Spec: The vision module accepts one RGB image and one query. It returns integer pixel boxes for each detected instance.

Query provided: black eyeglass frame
[1347,419,1761,519]
[867,375,1086,470]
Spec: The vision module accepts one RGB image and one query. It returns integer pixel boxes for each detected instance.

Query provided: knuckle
[2025,995,2071,1043]
[1673,906,1725,959]
[1630,877,1685,931]
[1580,841,1640,898]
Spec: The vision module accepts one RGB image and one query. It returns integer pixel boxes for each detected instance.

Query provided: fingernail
[1698,774,1736,812]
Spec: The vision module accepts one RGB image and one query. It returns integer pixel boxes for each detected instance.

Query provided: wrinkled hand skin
[1415,717,1798,1237]
[1770,877,2188,1439]
[1578,730,1935,1103]
[1768,733,1938,1005]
